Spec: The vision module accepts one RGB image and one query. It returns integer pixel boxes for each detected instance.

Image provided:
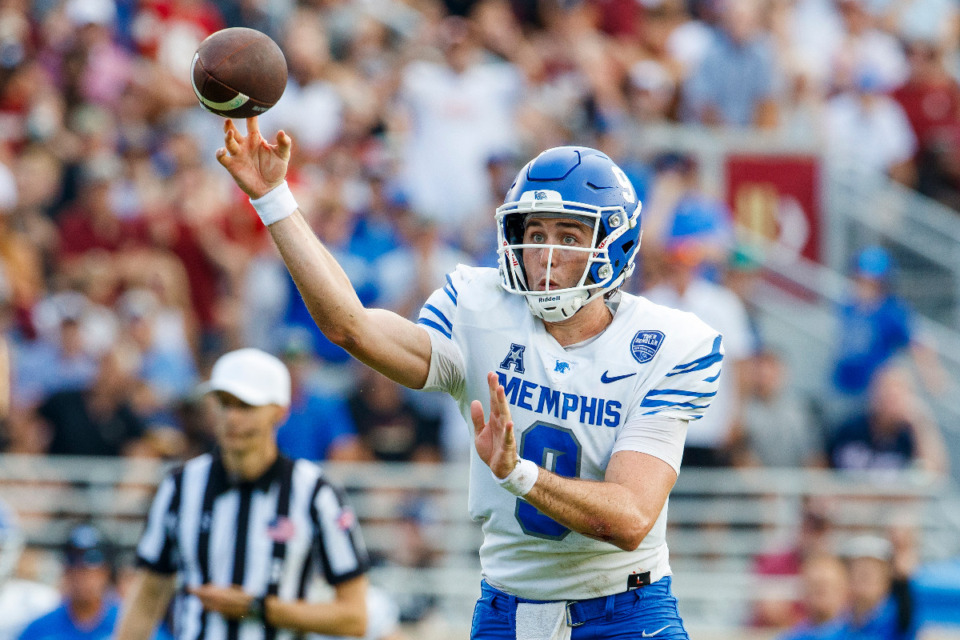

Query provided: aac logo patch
[630,330,665,364]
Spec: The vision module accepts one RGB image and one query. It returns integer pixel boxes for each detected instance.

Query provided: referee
[116,348,369,640]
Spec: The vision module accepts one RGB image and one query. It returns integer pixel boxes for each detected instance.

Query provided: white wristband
[496,459,539,496]
[250,181,298,226]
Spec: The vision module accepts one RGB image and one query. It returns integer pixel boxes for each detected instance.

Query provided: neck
[222,441,279,481]
[670,269,695,296]
[543,299,613,347]
[810,610,836,626]
[69,598,103,626]
[851,596,882,622]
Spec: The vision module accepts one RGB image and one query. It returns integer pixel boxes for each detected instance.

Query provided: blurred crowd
[0,0,953,468]
[0,0,959,633]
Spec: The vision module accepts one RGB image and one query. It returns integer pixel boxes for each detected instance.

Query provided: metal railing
[1,455,957,632]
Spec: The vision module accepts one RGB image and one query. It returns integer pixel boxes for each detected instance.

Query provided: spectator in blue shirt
[831,247,947,408]
[837,535,917,640]
[17,525,171,640]
[778,553,849,640]
[274,328,362,462]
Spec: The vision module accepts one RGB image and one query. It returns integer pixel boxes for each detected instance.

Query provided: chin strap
[526,276,626,323]
[526,290,589,323]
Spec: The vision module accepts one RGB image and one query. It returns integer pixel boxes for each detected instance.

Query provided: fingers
[487,372,500,409]
[219,119,242,164]
[224,128,242,155]
[246,116,260,139]
[223,118,238,140]
[488,372,511,423]
[470,400,485,436]
[475,372,513,437]
[277,130,292,161]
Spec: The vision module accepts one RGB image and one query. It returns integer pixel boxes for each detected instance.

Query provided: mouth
[223,428,256,442]
[537,279,561,291]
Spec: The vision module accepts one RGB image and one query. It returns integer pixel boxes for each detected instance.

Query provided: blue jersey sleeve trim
[667,336,724,376]
[639,398,711,410]
[445,273,459,297]
[423,303,453,331]
[417,317,452,339]
[443,285,457,305]
[644,389,717,399]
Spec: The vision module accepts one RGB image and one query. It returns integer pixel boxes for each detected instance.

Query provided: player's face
[521,217,593,291]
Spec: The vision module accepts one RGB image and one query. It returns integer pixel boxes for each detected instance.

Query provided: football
[191,27,287,118]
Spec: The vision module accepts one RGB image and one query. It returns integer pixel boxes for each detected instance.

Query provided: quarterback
[216,118,722,639]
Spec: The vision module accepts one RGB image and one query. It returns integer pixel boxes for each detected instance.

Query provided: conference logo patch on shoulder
[336,508,357,531]
[630,330,665,364]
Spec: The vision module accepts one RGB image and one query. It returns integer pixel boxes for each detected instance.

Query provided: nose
[538,244,558,268]
[223,405,246,426]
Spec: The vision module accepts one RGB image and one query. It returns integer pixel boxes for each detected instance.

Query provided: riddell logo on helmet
[538,295,561,302]
[535,191,547,200]
[503,240,520,267]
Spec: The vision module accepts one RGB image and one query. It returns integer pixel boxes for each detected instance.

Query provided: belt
[564,580,648,627]
[483,571,653,627]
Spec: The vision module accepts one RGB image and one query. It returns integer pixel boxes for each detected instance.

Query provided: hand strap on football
[250,181,298,226]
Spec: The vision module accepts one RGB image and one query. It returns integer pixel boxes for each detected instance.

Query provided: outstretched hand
[471,372,519,479]
[216,117,291,199]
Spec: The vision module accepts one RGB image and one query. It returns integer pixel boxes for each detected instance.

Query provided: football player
[216,118,723,639]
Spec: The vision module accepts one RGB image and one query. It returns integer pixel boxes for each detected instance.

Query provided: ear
[272,405,290,427]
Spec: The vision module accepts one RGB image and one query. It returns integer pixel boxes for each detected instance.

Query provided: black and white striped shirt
[137,453,368,640]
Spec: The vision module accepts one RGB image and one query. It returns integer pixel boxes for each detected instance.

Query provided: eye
[530,232,546,243]
[562,235,579,245]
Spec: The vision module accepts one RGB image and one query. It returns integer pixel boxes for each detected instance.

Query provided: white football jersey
[418,266,723,600]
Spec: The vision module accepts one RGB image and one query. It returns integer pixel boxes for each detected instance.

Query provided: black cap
[63,524,110,568]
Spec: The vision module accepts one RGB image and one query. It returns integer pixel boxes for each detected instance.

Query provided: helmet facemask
[496,193,641,323]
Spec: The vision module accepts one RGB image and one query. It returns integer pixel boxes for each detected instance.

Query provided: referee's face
[213,391,285,455]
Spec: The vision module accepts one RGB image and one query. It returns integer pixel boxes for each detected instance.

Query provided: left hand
[471,372,519,479]
[187,584,254,620]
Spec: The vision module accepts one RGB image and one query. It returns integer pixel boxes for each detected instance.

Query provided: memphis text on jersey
[495,370,623,428]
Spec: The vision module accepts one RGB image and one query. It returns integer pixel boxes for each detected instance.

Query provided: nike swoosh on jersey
[600,371,637,383]
[641,625,670,637]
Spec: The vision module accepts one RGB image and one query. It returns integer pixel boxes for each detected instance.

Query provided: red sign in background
[725,155,821,263]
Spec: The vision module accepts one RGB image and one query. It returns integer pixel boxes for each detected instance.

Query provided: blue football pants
[471,576,689,640]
